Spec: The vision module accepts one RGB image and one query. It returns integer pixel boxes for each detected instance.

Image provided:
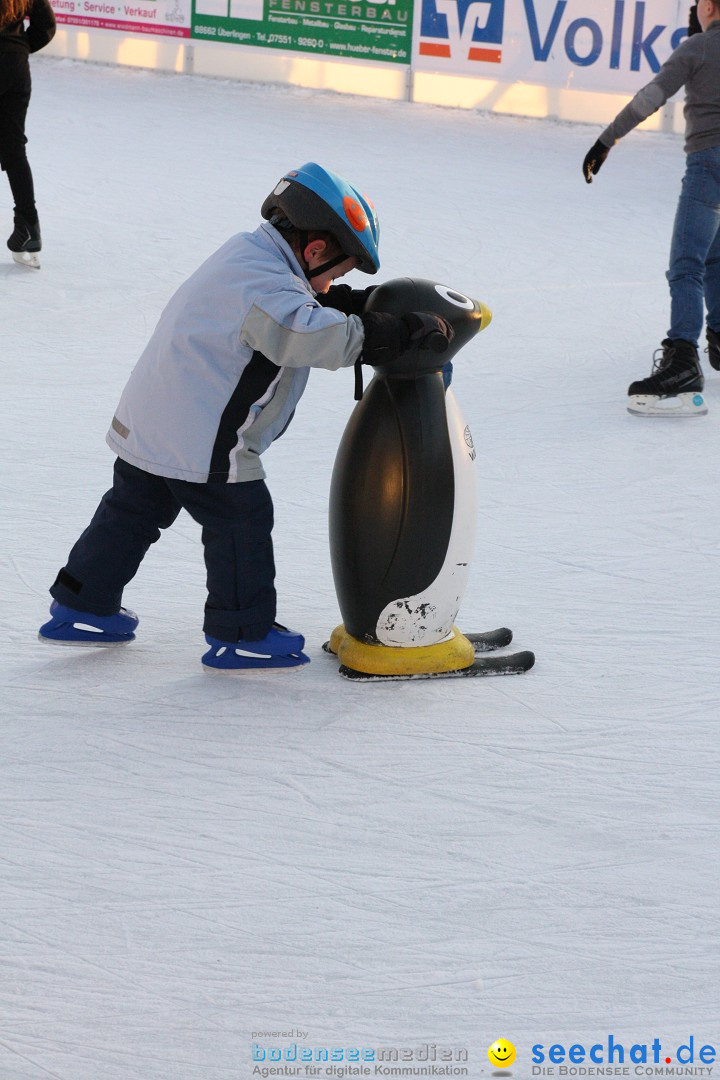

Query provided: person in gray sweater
[583,0,720,417]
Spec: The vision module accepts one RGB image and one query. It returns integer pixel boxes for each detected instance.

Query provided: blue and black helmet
[261,162,380,274]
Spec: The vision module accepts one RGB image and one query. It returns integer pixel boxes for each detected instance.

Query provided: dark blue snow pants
[50,457,277,642]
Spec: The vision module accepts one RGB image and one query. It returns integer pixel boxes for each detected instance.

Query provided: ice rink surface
[2,57,718,1080]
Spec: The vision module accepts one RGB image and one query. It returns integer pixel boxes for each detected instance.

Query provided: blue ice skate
[38,601,139,645]
[202,624,310,673]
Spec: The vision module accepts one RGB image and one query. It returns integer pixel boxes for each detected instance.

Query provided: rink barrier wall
[43,25,686,135]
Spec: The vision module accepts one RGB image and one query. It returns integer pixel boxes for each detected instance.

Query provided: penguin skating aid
[326,278,534,681]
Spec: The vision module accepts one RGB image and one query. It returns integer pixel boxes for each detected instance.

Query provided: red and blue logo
[419,0,505,63]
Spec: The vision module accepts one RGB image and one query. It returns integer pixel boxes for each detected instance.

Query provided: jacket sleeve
[240,294,366,371]
[25,0,56,52]
[600,37,698,146]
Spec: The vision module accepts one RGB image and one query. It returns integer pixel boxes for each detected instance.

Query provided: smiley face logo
[488,1039,516,1069]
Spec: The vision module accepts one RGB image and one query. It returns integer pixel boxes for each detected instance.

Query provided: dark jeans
[50,458,277,642]
[667,147,720,345]
[0,49,35,221]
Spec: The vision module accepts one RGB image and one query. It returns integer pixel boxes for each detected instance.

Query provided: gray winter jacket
[106,223,365,483]
[601,20,720,154]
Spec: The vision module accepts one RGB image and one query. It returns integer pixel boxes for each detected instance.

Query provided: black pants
[0,49,36,221]
[50,458,278,642]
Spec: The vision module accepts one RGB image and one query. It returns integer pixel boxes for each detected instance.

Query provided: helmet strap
[308,252,347,282]
[308,252,348,282]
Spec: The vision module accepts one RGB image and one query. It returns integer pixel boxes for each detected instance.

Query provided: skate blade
[627,392,707,417]
[202,663,306,676]
[12,250,41,270]
[37,632,134,647]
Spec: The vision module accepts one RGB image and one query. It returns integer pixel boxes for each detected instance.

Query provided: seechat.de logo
[419,0,505,64]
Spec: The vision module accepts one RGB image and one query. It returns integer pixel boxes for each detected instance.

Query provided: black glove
[401,312,455,354]
[688,3,702,35]
[356,310,455,394]
[583,139,611,184]
[317,284,376,316]
[360,310,454,366]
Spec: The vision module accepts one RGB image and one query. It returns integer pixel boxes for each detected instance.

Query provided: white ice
[2,57,718,1080]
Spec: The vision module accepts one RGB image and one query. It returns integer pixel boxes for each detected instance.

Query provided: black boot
[628,338,704,397]
[7,212,41,254]
[707,327,720,372]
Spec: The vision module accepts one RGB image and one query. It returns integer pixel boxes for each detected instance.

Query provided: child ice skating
[583,0,720,417]
[38,163,454,672]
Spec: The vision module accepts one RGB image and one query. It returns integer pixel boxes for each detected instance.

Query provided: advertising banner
[190,0,413,64]
[54,0,191,37]
[53,0,695,89]
[413,0,691,94]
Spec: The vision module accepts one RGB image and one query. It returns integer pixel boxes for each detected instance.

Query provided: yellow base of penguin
[327,624,475,676]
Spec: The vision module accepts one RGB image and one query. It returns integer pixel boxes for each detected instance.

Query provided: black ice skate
[7,213,42,270]
[707,327,720,372]
[627,338,707,417]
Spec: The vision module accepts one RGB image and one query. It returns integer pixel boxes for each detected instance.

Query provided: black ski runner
[465,627,513,652]
[339,650,535,682]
